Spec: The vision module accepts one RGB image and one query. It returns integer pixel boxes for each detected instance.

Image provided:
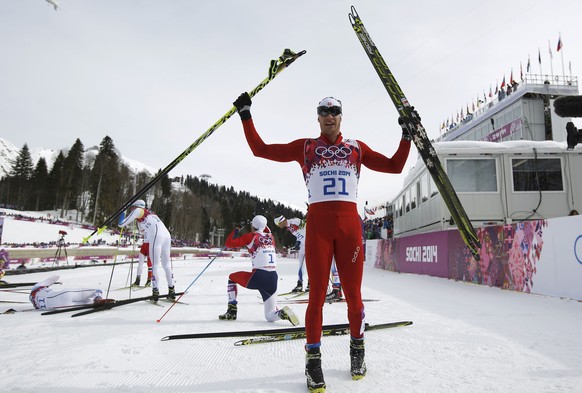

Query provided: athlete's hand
[118,212,126,225]
[399,107,420,141]
[398,117,412,141]
[233,92,252,121]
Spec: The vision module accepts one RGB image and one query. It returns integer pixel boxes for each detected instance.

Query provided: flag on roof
[557,34,563,51]
[548,41,553,60]
[364,206,376,215]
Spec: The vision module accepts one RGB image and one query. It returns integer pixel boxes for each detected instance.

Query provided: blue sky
[1,0,581,212]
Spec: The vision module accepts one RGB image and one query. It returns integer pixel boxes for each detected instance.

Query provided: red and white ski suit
[242,118,410,344]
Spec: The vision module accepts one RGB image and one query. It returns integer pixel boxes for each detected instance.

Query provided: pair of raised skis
[348,7,481,260]
[162,320,413,346]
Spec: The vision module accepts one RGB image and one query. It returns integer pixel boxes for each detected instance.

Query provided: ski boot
[350,338,367,380]
[152,287,160,302]
[278,306,300,326]
[325,288,343,303]
[168,286,176,301]
[305,346,326,392]
[144,277,152,287]
[218,303,237,320]
[305,281,310,292]
[132,276,141,287]
[94,297,115,305]
[291,280,303,293]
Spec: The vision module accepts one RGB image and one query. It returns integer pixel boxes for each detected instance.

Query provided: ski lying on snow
[70,293,186,317]
[161,321,412,342]
[278,290,306,297]
[234,321,412,346]
[278,298,379,305]
[0,282,37,288]
[41,292,184,316]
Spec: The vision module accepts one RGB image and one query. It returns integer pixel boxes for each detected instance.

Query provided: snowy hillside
[0,137,155,178]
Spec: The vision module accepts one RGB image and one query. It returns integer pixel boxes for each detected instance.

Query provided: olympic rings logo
[575,235,582,265]
[315,145,352,159]
[259,236,273,246]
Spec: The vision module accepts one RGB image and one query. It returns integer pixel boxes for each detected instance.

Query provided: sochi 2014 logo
[575,235,582,265]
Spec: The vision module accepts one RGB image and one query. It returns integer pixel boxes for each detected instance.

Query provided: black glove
[398,117,412,141]
[233,92,252,121]
[398,107,421,141]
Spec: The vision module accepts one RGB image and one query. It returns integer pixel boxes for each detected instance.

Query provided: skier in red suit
[233,92,411,392]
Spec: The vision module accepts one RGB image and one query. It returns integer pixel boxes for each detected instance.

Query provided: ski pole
[82,48,307,245]
[156,246,228,323]
[105,228,125,298]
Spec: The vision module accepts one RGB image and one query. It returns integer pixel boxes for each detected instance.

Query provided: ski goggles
[317,106,342,117]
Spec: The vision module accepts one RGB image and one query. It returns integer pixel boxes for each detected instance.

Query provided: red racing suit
[242,118,410,344]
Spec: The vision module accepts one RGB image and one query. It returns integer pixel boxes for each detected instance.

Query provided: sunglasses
[317,106,342,117]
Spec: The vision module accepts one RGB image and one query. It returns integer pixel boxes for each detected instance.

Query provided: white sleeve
[31,275,60,291]
[119,208,144,228]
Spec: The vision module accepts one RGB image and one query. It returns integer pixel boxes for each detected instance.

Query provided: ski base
[278,298,378,305]
[234,320,412,346]
[161,320,412,342]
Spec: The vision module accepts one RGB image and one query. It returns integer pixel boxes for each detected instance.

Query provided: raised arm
[234,92,304,163]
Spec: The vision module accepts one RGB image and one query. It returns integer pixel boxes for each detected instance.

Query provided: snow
[2,217,582,392]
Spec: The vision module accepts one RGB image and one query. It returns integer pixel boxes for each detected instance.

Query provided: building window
[512,158,563,191]
[420,173,430,203]
[446,158,497,192]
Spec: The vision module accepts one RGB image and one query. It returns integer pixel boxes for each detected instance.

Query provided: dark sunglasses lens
[318,106,342,116]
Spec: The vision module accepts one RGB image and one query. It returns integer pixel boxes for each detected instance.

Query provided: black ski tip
[348,5,359,23]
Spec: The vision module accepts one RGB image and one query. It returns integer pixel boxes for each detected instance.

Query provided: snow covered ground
[2,252,582,393]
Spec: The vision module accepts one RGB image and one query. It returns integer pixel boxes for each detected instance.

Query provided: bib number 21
[323,177,349,196]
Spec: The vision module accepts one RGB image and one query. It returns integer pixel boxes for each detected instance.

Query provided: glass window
[512,158,563,191]
[396,194,403,217]
[446,159,497,192]
[410,183,418,210]
[420,173,429,203]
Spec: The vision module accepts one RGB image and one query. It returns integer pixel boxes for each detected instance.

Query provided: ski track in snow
[2,257,582,393]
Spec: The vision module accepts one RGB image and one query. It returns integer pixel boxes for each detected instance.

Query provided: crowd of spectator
[362,215,393,240]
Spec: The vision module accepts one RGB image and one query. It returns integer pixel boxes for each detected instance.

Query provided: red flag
[510,69,514,85]
[557,34,563,51]
[500,75,506,89]
[488,85,492,98]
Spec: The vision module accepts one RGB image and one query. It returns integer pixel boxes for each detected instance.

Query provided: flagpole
[548,40,554,80]
[538,48,543,78]
[559,33,565,81]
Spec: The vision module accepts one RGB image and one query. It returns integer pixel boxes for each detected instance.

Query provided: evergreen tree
[9,144,34,208]
[89,136,122,225]
[47,152,66,210]
[61,139,85,216]
[28,157,49,210]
